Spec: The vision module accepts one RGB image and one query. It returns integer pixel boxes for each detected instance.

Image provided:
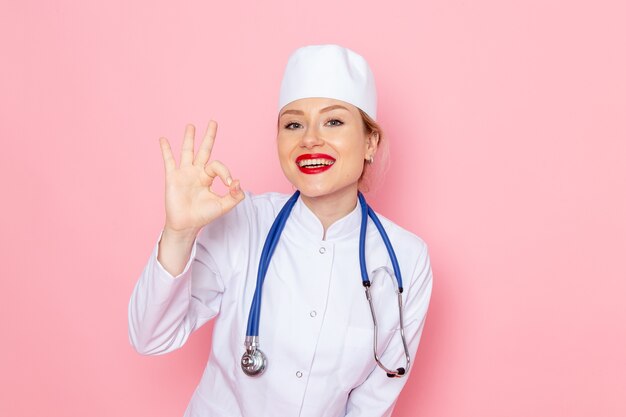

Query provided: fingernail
[227,177,232,186]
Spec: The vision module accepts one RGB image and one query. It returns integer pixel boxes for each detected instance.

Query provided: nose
[299,124,324,149]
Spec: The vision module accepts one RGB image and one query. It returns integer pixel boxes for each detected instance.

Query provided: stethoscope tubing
[246,191,300,337]
[242,191,410,378]
[357,192,404,291]
[358,192,410,377]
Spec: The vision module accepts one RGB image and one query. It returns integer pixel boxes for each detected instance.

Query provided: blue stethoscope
[241,191,411,378]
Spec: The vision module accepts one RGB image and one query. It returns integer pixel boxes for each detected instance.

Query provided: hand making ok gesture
[159,121,244,236]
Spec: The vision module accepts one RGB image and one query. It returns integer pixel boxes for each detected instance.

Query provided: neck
[299,185,359,239]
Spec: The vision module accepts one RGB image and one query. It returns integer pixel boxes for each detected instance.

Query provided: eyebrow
[279,104,350,118]
[279,109,304,117]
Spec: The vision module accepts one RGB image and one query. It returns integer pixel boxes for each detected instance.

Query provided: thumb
[219,179,245,213]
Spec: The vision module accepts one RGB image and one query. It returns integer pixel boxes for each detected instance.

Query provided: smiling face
[277,97,378,200]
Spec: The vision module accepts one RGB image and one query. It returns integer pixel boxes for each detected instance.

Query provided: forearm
[128,231,198,355]
[344,320,421,415]
[346,251,433,416]
[157,226,200,277]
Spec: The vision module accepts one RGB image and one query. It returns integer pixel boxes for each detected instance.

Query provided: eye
[284,121,302,130]
[326,118,344,127]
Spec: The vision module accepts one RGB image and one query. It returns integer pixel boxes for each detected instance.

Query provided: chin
[294,183,330,198]
[295,181,359,201]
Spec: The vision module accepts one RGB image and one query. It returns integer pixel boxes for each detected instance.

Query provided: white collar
[291,195,362,242]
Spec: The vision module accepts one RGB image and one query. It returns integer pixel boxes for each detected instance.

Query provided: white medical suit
[129,192,433,417]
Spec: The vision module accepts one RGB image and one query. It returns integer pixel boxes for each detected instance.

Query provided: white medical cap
[278,44,378,120]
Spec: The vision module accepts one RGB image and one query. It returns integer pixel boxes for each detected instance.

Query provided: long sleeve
[128,194,254,356]
[127,229,226,355]
[345,244,433,417]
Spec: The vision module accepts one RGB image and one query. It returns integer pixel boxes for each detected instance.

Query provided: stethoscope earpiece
[386,367,406,378]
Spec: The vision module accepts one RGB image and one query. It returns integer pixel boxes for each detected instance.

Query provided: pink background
[1,1,625,416]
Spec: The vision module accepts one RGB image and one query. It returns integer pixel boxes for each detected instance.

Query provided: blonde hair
[358,109,387,192]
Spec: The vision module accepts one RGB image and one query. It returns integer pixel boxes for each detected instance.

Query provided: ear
[366,131,380,157]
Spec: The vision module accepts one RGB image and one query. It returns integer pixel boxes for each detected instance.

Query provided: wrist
[161,225,200,243]
[157,226,199,277]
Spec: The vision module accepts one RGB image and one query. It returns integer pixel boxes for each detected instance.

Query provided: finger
[204,160,233,187]
[180,124,195,167]
[219,179,245,213]
[159,137,176,172]
[228,179,244,199]
[194,120,217,167]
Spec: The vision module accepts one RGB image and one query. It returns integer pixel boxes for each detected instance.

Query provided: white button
[319,247,326,254]
[296,371,303,378]
[309,310,317,318]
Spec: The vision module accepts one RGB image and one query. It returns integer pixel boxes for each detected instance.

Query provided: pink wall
[1,1,625,416]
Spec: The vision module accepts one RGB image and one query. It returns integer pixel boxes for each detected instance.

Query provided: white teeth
[297,158,335,168]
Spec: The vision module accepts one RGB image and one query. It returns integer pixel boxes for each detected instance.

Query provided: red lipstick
[295,153,336,174]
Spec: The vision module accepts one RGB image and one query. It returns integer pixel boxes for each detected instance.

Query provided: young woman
[129,44,433,417]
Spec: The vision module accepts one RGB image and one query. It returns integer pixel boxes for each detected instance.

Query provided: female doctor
[129,44,433,417]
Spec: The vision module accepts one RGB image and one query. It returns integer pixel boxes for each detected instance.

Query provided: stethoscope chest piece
[241,348,267,377]
[241,336,267,376]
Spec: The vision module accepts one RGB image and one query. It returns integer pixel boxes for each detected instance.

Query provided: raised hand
[159,121,244,236]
